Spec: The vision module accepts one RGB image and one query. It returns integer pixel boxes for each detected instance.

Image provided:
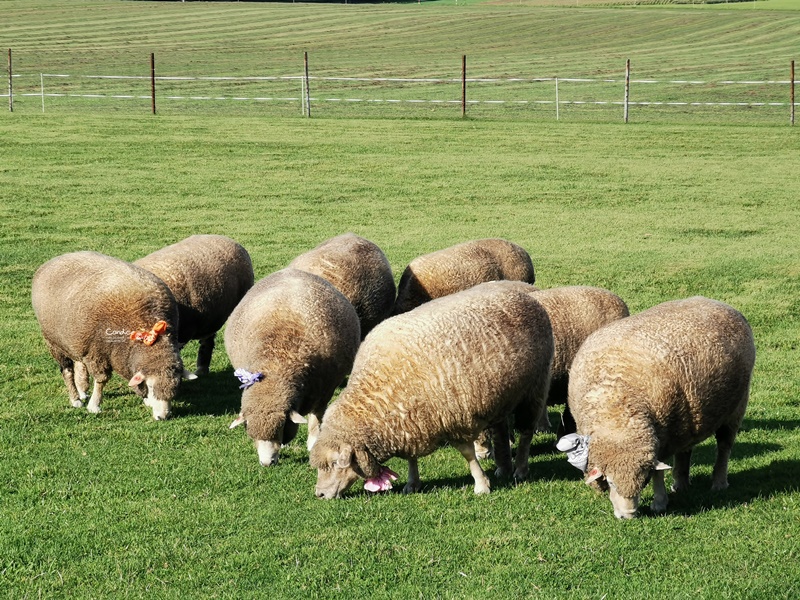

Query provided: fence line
[4,50,799,124]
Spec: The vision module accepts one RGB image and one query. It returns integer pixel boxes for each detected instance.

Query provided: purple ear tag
[234,368,264,390]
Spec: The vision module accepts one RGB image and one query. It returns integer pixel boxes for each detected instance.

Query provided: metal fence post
[791,60,795,126]
[7,49,12,112]
[624,58,630,123]
[150,52,156,115]
[304,51,311,118]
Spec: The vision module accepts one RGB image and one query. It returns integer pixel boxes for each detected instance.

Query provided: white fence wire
[4,71,798,122]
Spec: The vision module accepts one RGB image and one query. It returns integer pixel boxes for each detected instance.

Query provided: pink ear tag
[364,466,399,493]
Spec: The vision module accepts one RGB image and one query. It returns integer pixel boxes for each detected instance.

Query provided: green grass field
[2,1,800,598]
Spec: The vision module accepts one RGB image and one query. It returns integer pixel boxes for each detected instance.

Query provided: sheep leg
[650,469,669,513]
[195,335,215,376]
[85,371,109,414]
[490,420,513,478]
[474,429,493,460]
[534,402,551,433]
[306,412,322,451]
[59,363,84,408]
[671,449,692,492]
[711,424,736,491]
[513,429,533,480]
[454,442,491,495]
[74,361,90,401]
[403,457,421,494]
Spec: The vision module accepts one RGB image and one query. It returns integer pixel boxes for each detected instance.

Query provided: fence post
[304,51,311,118]
[624,58,630,123]
[150,52,156,115]
[555,77,559,121]
[461,54,467,118]
[41,73,45,113]
[7,48,12,112]
[791,60,795,126]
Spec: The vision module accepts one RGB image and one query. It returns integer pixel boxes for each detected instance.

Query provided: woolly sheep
[31,251,186,420]
[559,296,755,519]
[393,238,535,315]
[288,233,395,338]
[225,268,361,467]
[470,283,628,459]
[135,234,254,376]
[310,281,554,499]
[531,286,629,434]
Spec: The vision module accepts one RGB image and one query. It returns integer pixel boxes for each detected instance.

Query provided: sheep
[530,286,629,434]
[310,280,554,499]
[224,268,361,467]
[288,233,395,338]
[31,251,187,420]
[393,238,536,315]
[135,234,254,376]
[470,283,628,460]
[558,296,755,519]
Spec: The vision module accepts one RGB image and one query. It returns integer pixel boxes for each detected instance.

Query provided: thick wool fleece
[310,281,553,479]
[568,296,755,499]
[224,268,361,444]
[393,238,535,315]
[31,251,183,400]
[289,233,396,338]
[135,234,254,344]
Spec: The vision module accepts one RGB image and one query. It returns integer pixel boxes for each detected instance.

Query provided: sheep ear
[128,372,146,387]
[654,461,672,471]
[229,415,246,429]
[289,410,307,424]
[585,467,603,484]
[335,445,353,469]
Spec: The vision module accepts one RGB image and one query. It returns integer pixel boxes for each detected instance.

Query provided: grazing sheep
[530,286,629,434]
[135,234,254,375]
[310,281,553,499]
[288,233,395,338]
[393,238,535,315]
[31,251,186,420]
[225,268,361,467]
[559,296,755,519]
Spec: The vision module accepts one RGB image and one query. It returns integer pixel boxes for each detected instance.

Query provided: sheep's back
[223,268,360,375]
[569,296,755,443]
[32,251,177,356]
[288,233,395,336]
[135,234,254,342]
[531,286,629,377]
[329,282,553,459]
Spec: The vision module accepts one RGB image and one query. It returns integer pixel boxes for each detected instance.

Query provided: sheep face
[584,438,661,520]
[128,351,183,421]
[231,408,304,467]
[310,443,363,499]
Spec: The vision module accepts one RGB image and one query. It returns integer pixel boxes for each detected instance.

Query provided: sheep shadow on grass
[171,368,242,418]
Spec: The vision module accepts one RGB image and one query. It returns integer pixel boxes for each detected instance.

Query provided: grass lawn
[1,1,799,597]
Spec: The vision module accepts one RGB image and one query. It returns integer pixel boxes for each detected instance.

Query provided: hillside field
[1,1,799,598]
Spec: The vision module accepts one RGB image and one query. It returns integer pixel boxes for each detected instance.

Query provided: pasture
[1,1,799,597]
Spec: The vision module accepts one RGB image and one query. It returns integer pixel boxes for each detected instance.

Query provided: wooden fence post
[304,51,311,118]
[624,58,630,123]
[7,48,12,112]
[791,60,795,127]
[150,52,156,115]
[461,54,467,118]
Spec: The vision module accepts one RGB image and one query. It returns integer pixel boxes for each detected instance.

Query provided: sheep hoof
[402,482,420,494]
[86,404,102,414]
[70,399,84,408]
[494,467,511,478]
[710,480,729,491]
[513,467,529,480]
[650,498,668,514]
[474,483,491,495]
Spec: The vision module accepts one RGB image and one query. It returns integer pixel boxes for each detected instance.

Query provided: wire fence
[4,50,797,125]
